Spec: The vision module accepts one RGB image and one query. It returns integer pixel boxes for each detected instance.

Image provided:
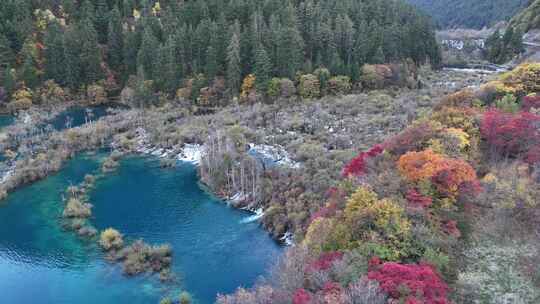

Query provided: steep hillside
[510,0,540,32]
[406,0,529,29]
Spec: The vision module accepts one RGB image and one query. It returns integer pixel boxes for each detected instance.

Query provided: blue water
[48,105,110,130]
[0,115,14,129]
[0,154,281,304]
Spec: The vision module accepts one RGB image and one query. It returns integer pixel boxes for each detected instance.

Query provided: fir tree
[95,0,110,44]
[137,27,159,80]
[0,34,15,70]
[205,45,218,81]
[226,31,242,94]
[63,26,82,89]
[44,22,66,85]
[107,6,124,71]
[79,19,103,84]
[2,66,16,97]
[254,45,272,93]
[20,50,38,88]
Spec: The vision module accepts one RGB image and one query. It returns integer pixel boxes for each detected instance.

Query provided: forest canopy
[0,0,441,102]
[405,0,530,29]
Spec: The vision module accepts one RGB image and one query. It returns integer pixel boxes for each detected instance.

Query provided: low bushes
[99,228,124,251]
[481,109,540,163]
[367,260,450,304]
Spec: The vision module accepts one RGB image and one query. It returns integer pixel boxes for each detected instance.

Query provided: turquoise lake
[0,115,14,129]
[0,154,281,304]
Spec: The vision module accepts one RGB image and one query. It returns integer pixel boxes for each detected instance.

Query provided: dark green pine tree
[137,27,159,80]
[79,19,103,84]
[95,0,110,44]
[79,0,96,23]
[205,45,218,81]
[485,30,503,63]
[156,38,179,94]
[277,4,304,78]
[226,31,242,95]
[123,0,135,18]
[0,33,15,70]
[62,0,76,20]
[44,22,67,85]
[123,29,140,77]
[63,26,83,90]
[254,45,272,93]
[510,28,525,55]
[19,46,38,88]
[107,6,124,71]
[372,46,385,64]
[2,66,16,97]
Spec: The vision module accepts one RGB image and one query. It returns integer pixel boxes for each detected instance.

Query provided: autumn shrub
[436,89,476,110]
[99,228,124,251]
[314,67,331,94]
[368,261,450,304]
[431,107,477,135]
[498,62,540,96]
[360,64,386,90]
[292,288,312,304]
[327,76,352,96]
[398,149,480,198]
[406,188,433,209]
[117,240,172,278]
[383,121,439,156]
[63,197,92,218]
[268,78,296,99]
[8,86,33,111]
[480,109,540,163]
[267,78,282,98]
[522,94,540,112]
[298,74,321,99]
[341,187,412,260]
[37,80,66,105]
[342,145,383,177]
[306,251,344,273]
[495,94,520,113]
[178,292,192,304]
[86,84,107,105]
[240,74,257,103]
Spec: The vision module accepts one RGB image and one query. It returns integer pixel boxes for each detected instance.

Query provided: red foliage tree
[368,262,450,304]
[293,288,312,304]
[406,189,433,208]
[481,109,540,162]
[442,220,461,238]
[522,95,540,112]
[383,122,437,156]
[342,145,383,177]
[306,251,344,272]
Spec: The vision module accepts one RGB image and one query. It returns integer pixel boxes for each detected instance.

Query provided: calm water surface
[0,154,281,304]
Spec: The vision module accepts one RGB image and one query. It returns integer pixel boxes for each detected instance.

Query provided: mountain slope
[406,0,530,29]
[510,0,540,32]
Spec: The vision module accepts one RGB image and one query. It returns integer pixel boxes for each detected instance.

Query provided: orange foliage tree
[397,149,480,197]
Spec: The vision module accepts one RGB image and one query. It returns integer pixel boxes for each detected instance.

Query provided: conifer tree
[254,45,272,92]
[44,22,67,85]
[226,31,242,94]
[277,4,304,78]
[138,27,159,80]
[205,45,218,81]
[3,66,16,97]
[95,0,110,44]
[107,6,124,71]
[0,34,15,70]
[63,26,82,89]
[80,18,103,84]
[20,49,38,88]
